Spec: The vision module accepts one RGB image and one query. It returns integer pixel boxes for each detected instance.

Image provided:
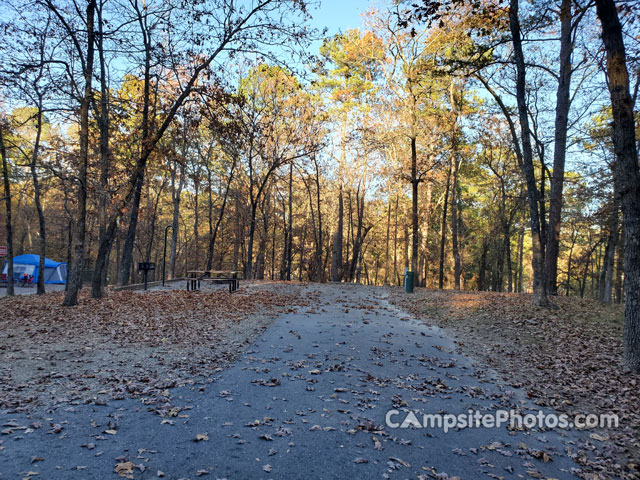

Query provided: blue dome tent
[1,254,67,284]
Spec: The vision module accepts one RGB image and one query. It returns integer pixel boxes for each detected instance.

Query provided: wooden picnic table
[186,270,240,292]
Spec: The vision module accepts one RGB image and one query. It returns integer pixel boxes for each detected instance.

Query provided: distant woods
[0,0,638,329]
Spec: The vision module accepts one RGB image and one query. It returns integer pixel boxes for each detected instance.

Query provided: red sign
[0,246,6,257]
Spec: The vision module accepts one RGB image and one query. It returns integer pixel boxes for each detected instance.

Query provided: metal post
[162,225,173,287]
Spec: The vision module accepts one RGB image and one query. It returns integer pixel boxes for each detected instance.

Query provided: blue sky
[308,0,371,36]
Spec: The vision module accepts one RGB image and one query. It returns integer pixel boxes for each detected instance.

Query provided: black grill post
[138,262,156,291]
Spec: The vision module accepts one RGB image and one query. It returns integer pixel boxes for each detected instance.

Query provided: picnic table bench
[186,270,240,293]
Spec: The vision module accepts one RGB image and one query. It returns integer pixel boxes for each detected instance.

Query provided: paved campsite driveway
[0,284,590,479]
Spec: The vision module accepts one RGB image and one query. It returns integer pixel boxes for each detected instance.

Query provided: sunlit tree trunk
[450,156,461,290]
[285,163,293,280]
[330,185,343,281]
[384,192,391,285]
[420,181,433,287]
[393,196,399,285]
[438,161,452,289]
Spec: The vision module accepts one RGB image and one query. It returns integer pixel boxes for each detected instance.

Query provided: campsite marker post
[139,262,155,291]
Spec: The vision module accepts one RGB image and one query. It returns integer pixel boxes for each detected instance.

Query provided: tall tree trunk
[509,0,549,306]
[233,196,241,272]
[255,192,270,280]
[271,197,277,280]
[313,156,324,282]
[420,181,433,287]
[595,0,640,371]
[566,228,576,295]
[439,162,452,289]
[330,185,343,281]
[600,189,619,303]
[66,219,73,269]
[193,174,199,270]
[169,163,185,279]
[0,123,14,296]
[580,250,591,298]
[544,0,573,295]
[246,201,257,279]
[206,167,214,269]
[30,96,46,295]
[403,224,409,271]
[494,235,503,292]
[410,136,419,275]
[90,0,155,298]
[348,188,366,282]
[91,1,112,298]
[393,195,399,284]
[63,0,95,306]
[346,191,352,270]
[517,223,525,293]
[298,225,306,280]
[615,226,624,304]
[206,158,236,271]
[449,82,462,290]
[118,169,144,285]
[478,239,488,291]
[451,157,461,290]
[145,180,164,263]
[506,225,513,292]
[285,163,293,280]
[279,197,288,279]
[384,191,391,285]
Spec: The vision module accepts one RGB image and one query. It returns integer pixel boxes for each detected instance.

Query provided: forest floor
[387,287,640,479]
[0,282,636,479]
[0,281,308,411]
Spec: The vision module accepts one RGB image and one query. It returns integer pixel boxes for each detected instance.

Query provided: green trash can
[404,270,414,293]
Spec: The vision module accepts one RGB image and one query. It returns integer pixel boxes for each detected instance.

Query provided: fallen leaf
[115,461,134,478]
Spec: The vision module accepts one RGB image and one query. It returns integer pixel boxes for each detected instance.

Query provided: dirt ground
[0,281,308,412]
[386,286,640,479]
